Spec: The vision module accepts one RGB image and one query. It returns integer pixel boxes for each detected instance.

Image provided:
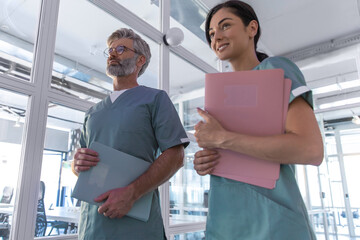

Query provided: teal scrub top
[78,86,189,240]
[205,57,317,240]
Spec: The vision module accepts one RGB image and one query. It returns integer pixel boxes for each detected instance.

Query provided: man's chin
[107,72,131,78]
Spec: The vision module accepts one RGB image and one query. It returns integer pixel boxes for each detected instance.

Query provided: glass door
[338,128,360,237]
[321,127,360,239]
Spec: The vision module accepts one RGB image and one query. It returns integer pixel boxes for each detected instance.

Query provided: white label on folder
[224,85,257,107]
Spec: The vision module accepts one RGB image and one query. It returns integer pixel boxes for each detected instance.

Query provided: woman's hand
[194,108,227,149]
[193,149,220,176]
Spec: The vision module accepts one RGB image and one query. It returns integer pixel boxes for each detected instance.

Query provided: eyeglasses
[103,45,137,58]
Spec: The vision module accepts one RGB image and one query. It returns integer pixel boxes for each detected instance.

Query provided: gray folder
[71,141,153,222]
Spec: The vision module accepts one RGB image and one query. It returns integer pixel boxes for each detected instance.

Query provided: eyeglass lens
[109,46,125,55]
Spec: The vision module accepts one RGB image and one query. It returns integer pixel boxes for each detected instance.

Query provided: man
[72,28,189,239]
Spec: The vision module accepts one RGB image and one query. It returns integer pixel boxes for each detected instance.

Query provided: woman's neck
[229,51,261,71]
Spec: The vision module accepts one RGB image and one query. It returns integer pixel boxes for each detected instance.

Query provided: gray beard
[106,56,137,77]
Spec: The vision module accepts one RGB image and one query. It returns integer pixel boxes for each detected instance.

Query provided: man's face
[106,38,138,77]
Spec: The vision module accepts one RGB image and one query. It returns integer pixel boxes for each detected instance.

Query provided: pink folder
[204,69,291,189]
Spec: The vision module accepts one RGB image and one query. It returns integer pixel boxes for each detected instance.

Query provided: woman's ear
[247,20,259,38]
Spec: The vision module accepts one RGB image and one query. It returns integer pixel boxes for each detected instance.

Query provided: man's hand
[193,149,219,176]
[95,186,135,219]
[72,148,99,175]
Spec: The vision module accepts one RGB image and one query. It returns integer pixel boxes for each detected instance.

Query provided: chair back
[0,186,14,204]
[0,186,13,237]
[35,181,47,237]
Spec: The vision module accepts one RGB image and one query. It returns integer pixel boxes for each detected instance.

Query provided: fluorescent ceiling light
[312,79,360,95]
[319,97,360,109]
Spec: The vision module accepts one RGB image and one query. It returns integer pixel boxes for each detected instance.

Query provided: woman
[193,1,324,239]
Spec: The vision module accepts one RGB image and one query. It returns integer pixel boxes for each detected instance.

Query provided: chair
[48,220,69,236]
[35,181,47,237]
[0,220,10,240]
[34,181,69,237]
[0,186,14,240]
[0,186,14,204]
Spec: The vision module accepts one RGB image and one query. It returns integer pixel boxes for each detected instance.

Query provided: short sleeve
[256,57,313,108]
[151,90,190,152]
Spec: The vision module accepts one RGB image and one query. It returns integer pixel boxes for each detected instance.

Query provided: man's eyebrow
[209,18,233,31]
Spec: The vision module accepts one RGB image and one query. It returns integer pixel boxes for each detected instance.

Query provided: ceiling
[1,0,360,126]
[201,0,360,57]
[191,0,360,125]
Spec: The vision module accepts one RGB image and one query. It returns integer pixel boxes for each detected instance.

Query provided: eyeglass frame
[103,45,138,58]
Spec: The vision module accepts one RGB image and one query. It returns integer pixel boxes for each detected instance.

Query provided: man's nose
[109,48,118,57]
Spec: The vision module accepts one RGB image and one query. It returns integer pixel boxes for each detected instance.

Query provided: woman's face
[208,8,257,61]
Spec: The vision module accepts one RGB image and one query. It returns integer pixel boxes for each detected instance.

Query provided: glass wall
[171,230,205,240]
[52,0,159,102]
[0,0,216,238]
[169,52,205,98]
[169,51,208,226]
[170,0,217,69]
[339,129,360,236]
[307,124,360,239]
[169,141,209,225]
[0,0,41,81]
[114,0,160,30]
[34,104,84,237]
[4,0,360,239]
[0,88,28,239]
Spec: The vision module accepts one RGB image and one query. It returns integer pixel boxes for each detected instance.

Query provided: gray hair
[107,28,151,77]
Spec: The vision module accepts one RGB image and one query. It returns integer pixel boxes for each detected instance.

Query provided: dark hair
[205,0,268,62]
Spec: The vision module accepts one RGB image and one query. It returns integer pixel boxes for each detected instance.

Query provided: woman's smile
[217,43,229,52]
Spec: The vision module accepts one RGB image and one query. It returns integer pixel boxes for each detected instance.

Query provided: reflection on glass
[183,97,204,132]
[170,53,205,96]
[36,104,84,237]
[170,52,205,113]
[53,0,159,102]
[0,88,28,239]
[170,0,217,69]
[172,230,205,240]
[169,141,209,225]
[0,0,41,81]
[114,0,160,29]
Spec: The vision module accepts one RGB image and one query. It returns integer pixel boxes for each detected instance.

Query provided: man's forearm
[128,145,184,201]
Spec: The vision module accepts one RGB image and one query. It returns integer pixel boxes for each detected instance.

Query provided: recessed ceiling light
[352,115,360,125]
